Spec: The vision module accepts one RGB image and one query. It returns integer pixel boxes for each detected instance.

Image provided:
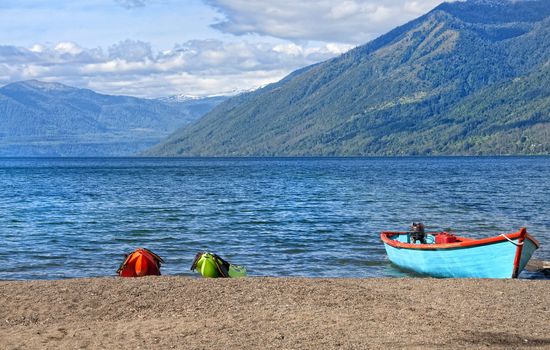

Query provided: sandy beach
[1,277,549,349]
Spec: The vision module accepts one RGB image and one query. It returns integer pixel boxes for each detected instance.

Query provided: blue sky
[0,0,445,97]
[0,0,222,49]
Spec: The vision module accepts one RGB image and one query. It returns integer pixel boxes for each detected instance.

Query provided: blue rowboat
[381,227,539,278]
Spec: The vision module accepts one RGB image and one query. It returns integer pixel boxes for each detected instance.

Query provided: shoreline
[2,277,549,349]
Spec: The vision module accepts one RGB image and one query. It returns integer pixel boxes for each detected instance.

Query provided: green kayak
[191,252,247,278]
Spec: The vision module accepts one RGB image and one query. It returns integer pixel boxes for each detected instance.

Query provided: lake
[0,157,548,280]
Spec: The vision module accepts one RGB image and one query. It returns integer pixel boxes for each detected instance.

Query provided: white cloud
[29,44,45,53]
[54,42,83,55]
[108,39,153,61]
[0,1,450,97]
[0,39,352,97]
[273,43,303,56]
[21,64,50,78]
[205,0,445,43]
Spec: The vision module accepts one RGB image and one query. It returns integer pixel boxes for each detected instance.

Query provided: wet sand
[1,277,549,349]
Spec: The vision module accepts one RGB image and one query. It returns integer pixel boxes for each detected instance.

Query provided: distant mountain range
[147,0,550,156]
[0,80,226,156]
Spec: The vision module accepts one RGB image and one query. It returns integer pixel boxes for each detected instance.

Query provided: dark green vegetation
[0,81,226,156]
[148,0,550,156]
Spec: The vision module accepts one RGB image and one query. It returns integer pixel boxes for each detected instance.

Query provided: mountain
[147,0,550,156]
[159,90,254,103]
[0,81,226,156]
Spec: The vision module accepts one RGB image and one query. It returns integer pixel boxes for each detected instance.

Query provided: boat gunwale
[380,228,540,251]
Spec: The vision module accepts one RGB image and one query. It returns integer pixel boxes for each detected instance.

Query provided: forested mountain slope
[147,0,550,156]
[0,81,226,156]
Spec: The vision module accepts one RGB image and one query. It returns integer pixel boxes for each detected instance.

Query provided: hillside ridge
[146,0,550,156]
[0,81,226,156]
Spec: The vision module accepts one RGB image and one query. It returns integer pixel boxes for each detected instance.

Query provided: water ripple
[0,157,548,280]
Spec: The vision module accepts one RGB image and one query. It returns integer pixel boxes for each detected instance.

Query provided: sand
[1,277,549,349]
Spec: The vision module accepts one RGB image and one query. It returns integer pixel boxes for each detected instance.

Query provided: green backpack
[191,252,247,278]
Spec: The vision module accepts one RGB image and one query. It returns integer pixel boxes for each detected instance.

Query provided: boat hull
[381,229,539,278]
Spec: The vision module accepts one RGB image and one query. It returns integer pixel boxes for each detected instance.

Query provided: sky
[0,0,446,98]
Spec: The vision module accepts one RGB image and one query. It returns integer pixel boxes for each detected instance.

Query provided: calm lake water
[0,157,548,280]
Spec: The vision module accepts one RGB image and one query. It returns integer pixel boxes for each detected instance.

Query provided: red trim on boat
[512,228,527,278]
[380,228,539,251]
